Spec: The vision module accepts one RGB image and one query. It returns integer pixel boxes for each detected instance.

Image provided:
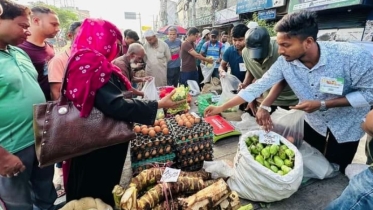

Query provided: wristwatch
[319,100,327,112]
[259,105,271,113]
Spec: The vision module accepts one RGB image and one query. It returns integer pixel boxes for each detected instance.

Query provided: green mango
[278,149,287,160]
[245,138,253,147]
[251,135,259,143]
[285,148,295,159]
[261,147,270,159]
[250,145,259,155]
[280,145,288,151]
[256,143,264,152]
[264,160,271,169]
[284,159,294,168]
[270,165,279,173]
[281,165,292,175]
[277,170,284,175]
[255,154,264,165]
[274,156,284,168]
[270,144,279,155]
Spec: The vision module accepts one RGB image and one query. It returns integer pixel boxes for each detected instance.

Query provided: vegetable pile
[167,85,190,115]
[114,168,242,210]
[245,135,295,175]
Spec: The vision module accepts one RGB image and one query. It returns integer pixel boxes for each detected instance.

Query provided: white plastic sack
[218,74,241,112]
[271,108,305,147]
[299,141,340,179]
[203,160,234,179]
[200,63,215,84]
[187,80,200,96]
[141,78,164,119]
[227,130,303,202]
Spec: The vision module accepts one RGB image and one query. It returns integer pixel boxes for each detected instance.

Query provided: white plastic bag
[227,130,303,202]
[299,141,340,179]
[187,80,200,96]
[271,108,305,147]
[200,63,215,84]
[141,77,158,100]
[236,113,261,132]
[203,160,234,179]
[141,78,164,119]
[218,74,241,112]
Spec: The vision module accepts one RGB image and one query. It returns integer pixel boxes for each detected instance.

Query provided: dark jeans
[0,146,57,210]
[167,67,180,87]
[66,143,129,207]
[303,122,359,174]
[179,70,199,87]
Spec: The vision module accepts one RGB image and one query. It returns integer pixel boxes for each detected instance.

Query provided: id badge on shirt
[239,63,246,72]
[319,77,344,95]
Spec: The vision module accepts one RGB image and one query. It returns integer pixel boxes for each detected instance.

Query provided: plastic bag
[271,108,305,147]
[227,130,303,202]
[197,93,218,115]
[344,163,368,180]
[187,80,200,96]
[298,141,340,179]
[200,63,215,84]
[141,78,164,119]
[218,74,241,113]
[236,113,261,133]
[203,160,234,179]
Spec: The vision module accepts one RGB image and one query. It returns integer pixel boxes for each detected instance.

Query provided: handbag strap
[58,53,71,106]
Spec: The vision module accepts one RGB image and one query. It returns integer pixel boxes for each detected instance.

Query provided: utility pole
[192,0,196,27]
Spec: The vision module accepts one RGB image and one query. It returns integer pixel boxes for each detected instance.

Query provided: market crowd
[0,0,372,209]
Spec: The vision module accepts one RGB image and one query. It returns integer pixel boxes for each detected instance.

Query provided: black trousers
[303,122,359,174]
[66,142,129,207]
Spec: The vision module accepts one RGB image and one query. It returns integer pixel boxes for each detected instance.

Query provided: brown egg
[140,125,147,129]
[178,120,184,126]
[185,122,192,128]
[141,128,149,135]
[149,130,156,137]
[162,128,169,135]
[185,113,191,117]
[161,124,168,129]
[175,114,180,118]
[195,118,201,124]
[148,127,154,131]
[154,120,159,126]
[134,125,141,133]
[181,114,186,118]
[189,118,195,124]
[154,126,161,133]
[159,121,166,126]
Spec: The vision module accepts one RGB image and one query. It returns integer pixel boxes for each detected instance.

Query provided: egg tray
[175,150,213,167]
[174,139,213,157]
[130,144,173,162]
[130,132,174,150]
[131,153,176,175]
[177,162,204,172]
[166,119,214,144]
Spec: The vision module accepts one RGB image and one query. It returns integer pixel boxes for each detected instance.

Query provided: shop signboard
[236,0,285,14]
[288,0,362,13]
[258,9,277,20]
[215,5,240,24]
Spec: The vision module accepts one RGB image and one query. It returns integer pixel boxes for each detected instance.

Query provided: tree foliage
[29,1,79,35]
[244,12,276,37]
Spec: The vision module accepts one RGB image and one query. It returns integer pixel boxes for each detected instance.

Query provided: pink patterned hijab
[65,18,132,117]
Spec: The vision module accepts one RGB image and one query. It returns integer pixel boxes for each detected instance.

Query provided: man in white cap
[143,30,171,87]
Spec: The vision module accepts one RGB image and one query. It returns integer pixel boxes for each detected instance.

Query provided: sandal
[55,184,66,198]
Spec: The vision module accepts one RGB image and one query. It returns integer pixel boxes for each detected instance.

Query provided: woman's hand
[157,89,185,109]
[0,147,25,178]
[204,105,224,117]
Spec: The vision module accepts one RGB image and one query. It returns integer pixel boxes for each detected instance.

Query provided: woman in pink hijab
[63,18,181,207]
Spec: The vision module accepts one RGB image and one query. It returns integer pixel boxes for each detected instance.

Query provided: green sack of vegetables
[197,93,218,115]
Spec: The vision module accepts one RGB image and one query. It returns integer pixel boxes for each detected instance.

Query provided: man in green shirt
[240,26,298,116]
[0,1,58,209]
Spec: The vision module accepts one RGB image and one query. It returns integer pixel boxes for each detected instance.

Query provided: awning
[213,21,243,28]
